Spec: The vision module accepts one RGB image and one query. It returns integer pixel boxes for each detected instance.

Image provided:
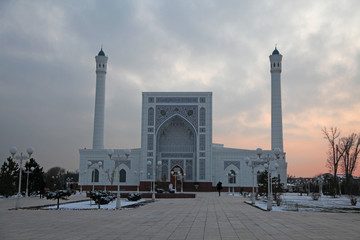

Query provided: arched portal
[156,115,197,182]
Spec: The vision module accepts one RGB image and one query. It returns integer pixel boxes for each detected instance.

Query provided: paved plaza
[0,192,359,240]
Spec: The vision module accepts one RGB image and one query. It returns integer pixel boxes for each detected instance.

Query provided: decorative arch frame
[88,162,103,183]
[155,113,197,137]
[156,114,198,181]
[224,164,240,185]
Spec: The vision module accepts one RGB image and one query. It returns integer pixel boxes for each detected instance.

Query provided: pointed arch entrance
[156,115,197,183]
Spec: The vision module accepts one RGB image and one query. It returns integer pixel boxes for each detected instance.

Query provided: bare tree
[340,133,360,179]
[105,168,115,187]
[322,127,346,195]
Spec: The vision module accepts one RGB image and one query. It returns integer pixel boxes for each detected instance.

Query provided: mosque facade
[79,48,287,192]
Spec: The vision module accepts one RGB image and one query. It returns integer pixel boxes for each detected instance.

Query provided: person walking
[216,181,223,196]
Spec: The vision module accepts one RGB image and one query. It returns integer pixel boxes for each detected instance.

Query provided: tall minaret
[269,47,284,151]
[92,48,108,149]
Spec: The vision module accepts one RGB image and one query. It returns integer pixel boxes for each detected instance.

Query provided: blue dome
[98,48,105,56]
[272,48,280,55]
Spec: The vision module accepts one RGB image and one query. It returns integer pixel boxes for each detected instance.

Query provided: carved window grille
[199,159,205,180]
[199,134,205,151]
[148,107,154,126]
[200,107,206,126]
[186,160,192,180]
[161,160,169,180]
[147,134,153,150]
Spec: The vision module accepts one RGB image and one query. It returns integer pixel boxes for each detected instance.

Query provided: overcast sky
[1,0,359,177]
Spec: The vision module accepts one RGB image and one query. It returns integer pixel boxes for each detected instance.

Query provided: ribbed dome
[98,48,105,56]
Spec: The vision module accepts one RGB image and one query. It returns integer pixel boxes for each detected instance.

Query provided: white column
[269,48,283,151]
[93,49,108,149]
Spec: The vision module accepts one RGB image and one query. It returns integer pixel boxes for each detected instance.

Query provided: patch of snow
[43,199,146,210]
[243,193,360,213]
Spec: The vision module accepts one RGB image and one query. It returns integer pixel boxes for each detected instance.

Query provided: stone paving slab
[1,192,360,239]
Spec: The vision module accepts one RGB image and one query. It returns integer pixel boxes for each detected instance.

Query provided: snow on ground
[43,199,147,210]
[239,193,360,213]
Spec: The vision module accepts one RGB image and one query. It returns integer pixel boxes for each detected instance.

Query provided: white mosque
[78,48,287,192]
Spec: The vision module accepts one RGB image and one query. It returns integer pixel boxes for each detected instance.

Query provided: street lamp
[79,170,87,193]
[256,147,280,211]
[170,171,179,193]
[24,166,35,197]
[179,173,186,193]
[66,177,74,191]
[226,171,235,195]
[229,171,237,195]
[134,170,143,193]
[9,146,34,209]
[101,172,107,191]
[147,160,156,200]
[108,149,131,209]
[147,172,152,193]
[246,156,264,204]
[316,176,323,196]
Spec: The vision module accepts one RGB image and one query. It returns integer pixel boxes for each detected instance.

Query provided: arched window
[228,170,236,184]
[148,107,154,126]
[277,63,279,67]
[92,169,99,182]
[200,107,206,126]
[119,169,126,182]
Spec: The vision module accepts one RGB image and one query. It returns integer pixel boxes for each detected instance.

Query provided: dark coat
[216,181,223,191]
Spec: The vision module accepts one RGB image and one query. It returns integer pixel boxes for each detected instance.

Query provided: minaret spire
[269,46,283,151]
[92,48,108,149]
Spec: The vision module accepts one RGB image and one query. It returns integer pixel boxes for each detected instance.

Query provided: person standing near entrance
[216,181,223,196]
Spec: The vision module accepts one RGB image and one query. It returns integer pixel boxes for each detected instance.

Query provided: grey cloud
[1,0,360,176]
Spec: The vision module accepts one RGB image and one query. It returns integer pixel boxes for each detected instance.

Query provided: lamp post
[88,161,94,191]
[227,171,235,196]
[24,167,35,197]
[108,149,131,209]
[79,170,87,193]
[179,173,186,193]
[317,176,323,196]
[147,160,157,200]
[256,147,280,211]
[52,175,59,190]
[134,170,143,193]
[338,177,343,196]
[157,160,162,187]
[171,171,178,193]
[147,172,152,193]
[9,146,34,209]
[231,172,237,195]
[246,157,264,204]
